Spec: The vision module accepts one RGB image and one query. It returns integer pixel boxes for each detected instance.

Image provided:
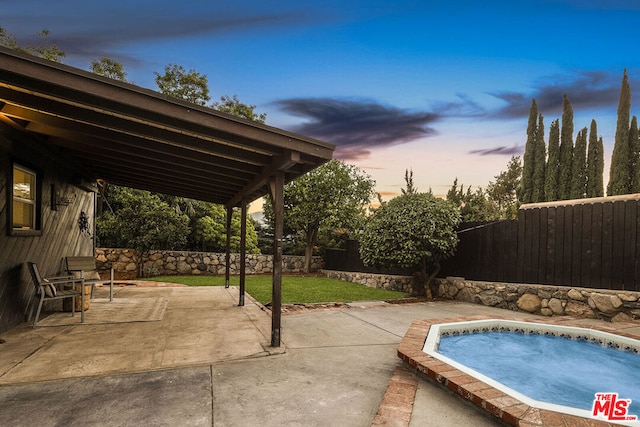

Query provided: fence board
[601,201,614,289]
[553,206,566,285]
[612,201,626,288]
[483,224,495,281]
[493,223,504,280]
[470,227,483,279]
[544,207,556,284]
[590,203,603,287]
[571,205,583,287]
[517,210,526,282]
[580,204,592,287]
[538,208,548,283]
[562,206,573,286]
[523,209,534,282]
[623,200,637,290]
[636,203,640,289]
[530,208,541,283]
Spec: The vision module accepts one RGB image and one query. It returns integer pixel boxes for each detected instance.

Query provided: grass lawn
[146,275,409,305]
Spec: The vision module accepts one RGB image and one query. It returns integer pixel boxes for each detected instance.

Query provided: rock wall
[322,269,414,294]
[435,277,640,322]
[95,248,323,279]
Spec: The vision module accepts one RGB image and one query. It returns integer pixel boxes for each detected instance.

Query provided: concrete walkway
[0,284,621,426]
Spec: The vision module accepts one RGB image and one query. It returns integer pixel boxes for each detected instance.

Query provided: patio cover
[0,47,334,205]
[0,47,335,346]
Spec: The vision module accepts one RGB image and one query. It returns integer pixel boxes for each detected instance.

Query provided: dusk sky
[3,0,640,210]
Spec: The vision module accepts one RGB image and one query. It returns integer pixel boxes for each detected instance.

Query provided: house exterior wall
[0,123,95,333]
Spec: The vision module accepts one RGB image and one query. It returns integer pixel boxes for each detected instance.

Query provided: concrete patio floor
[0,283,637,426]
[0,285,276,384]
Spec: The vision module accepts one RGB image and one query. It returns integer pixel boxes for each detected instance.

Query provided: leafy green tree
[263,160,376,272]
[91,56,129,82]
[191,204,260,254]
[519,99,538,203]
[402,169,418,195]
[446,179,496,222]
[559,94,574,200]
[586,119,604,198]
[608,69,632,196]
[359,192,460,298]
[212,95,267,123]
[461,188,496,222]
[96,186,190,256]
[486,156,522,219]
[154,63,211,105]
[446,178,463,206]
[571,127,588,199]
[0,26,65,62]
[532,114,546,202]
[630,116,640,193]
[154,195,260,254]
[545,119,560,201]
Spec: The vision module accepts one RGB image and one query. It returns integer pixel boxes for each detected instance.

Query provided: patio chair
[27,262,85,327]
[65,256,114,301]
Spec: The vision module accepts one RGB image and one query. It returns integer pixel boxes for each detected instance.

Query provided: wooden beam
[239,201,247,307]
[225,207,232,288]
[269,171,284,347]
[227,150,300,208]
[4,104,267,174]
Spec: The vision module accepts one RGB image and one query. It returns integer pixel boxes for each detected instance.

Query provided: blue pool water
[438,332,640,415]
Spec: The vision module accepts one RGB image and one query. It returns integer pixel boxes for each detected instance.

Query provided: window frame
[8,161,42,237]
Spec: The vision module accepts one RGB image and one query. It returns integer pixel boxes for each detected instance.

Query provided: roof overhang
[0,47,334,207]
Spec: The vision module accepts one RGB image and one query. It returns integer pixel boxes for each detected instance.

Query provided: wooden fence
[440,195,640,291]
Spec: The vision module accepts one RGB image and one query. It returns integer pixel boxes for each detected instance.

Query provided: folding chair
[27,262,85,327]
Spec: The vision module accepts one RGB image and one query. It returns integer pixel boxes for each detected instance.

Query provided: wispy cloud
[490,70,636,118]
[274,97,440,160]
[469,145,524,156]
[3,2,325,61]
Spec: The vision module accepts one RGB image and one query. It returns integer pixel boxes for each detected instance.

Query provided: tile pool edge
[397,315,633,427]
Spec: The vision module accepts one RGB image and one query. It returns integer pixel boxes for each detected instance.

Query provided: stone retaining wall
[321,270,640,322]
[434,276,640,322]
[322,269,415,294]
[95,248,323,279]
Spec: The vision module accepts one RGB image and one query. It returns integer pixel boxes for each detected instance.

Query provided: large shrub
[359,193,460,297]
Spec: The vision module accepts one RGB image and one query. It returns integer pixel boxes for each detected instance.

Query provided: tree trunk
[412,257,435,299]
[303,223,319,273]
[303,242,313,273]
[425,261,441,300]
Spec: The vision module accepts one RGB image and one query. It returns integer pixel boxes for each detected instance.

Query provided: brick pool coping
[396,315,640,427]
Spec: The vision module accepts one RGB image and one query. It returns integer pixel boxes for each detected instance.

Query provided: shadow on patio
[0,284,276,385]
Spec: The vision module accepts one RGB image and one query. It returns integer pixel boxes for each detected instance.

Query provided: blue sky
[3,0,640,206]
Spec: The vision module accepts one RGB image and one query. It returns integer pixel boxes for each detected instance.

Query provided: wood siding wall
[440,197,640,291]
[0,124,94,333]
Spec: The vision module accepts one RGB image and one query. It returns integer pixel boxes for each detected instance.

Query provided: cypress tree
[586,119,604,197]
[571,127,588,199]
[532,114,546,202]
[629,116,640,193]
[519,99,538,203]
[608,69,631,195]
[545,119,560,201]
[559,94,574,200]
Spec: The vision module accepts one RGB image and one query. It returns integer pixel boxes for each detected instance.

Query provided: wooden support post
[225,206,232,288]
[239,201,247,306]
[269,172,284,347]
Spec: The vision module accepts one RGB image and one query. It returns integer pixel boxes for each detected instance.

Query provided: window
[10,163,41,235]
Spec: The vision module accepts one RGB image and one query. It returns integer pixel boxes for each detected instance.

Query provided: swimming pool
[434,320,640,418]
[397,317,640,426]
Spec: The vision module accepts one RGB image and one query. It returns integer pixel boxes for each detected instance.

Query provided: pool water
[438,331,640,416]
